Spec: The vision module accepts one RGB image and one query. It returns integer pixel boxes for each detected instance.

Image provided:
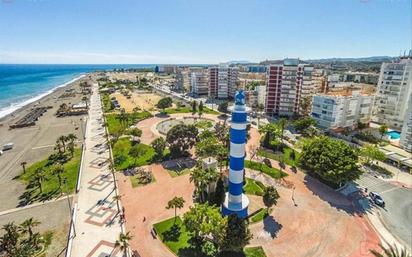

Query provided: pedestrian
[143,216,146,222]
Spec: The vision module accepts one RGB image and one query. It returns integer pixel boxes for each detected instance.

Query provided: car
[369,192,385,207]
[2,143,14,151]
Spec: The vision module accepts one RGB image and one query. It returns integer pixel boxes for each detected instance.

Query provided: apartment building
[400,94,412,152]
[374,56,412,129]
[208,65,239,99]
[312,68,327,93]
[311,89,374,130]
[175,70,190,92]
[265,59,314,116]
[191,69,209,96]
[245,85,266,109]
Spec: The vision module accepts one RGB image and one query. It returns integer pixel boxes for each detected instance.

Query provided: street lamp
[63,178,76,237]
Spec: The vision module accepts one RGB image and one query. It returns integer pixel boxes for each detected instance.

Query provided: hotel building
[265,59,314,116]
[374,56,412,129]
[311,89,374,130]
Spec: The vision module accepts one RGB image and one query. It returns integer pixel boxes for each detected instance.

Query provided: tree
[67,140,75,158]
[360,145,386,165]
[151,137,166,160]
[221,214,252,253]
[379,124,388,140]
[112,195,122,214]
[117,109,129,129]
[129,144,148,166]
[263,186,280,211]
[299,96,312,116]
[33,168,46,193]
[0,222,20,255]
[57,135,67,152]
[115,232,133,257]
[166,196,185,222]
[129,128,142,137]
[191,100,197,115]
[370,244,411,257]
[277,118,288,143]
[299,136,362,187]
[198,101,204,118]
[166,124,198,158]
[183,203,226,244]
[292,117,316,133]
[190,167,209,203]
[52,164,65,192]
[218,102,228,113]
[156,97,173,112]
[259,123,281,148]
[21,161,27,174]
[19,218,40,239]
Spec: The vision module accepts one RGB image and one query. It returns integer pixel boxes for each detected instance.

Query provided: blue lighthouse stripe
[232,112,247,123]
[229,156,244,171]
[228,181,243,195]
[230,128,246,144]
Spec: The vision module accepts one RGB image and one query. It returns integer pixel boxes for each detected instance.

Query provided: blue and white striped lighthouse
[222,90,249,218]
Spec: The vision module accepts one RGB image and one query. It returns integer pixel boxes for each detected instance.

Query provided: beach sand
[0,75,90,211]
[111,91,163,112]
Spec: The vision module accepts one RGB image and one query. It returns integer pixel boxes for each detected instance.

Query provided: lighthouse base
[221,193,249,218]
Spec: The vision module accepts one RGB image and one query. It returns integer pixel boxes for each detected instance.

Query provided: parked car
[369,192,385,207]
[2,143,14,151]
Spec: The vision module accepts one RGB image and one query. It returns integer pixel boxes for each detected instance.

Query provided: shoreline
[0,74,87,123]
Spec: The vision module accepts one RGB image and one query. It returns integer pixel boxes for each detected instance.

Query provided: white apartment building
[311,90,374,130]
[256,85,266,107]
[209,64,239,99]
[191,70,209,96]
[374,57,412,129]
[175,70,190,92]
[400,93,412,152]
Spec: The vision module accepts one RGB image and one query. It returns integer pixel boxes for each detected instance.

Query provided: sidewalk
[377,161,412,188]
[70,84,123,257]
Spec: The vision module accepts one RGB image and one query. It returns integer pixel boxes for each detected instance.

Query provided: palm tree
[205,168,220,199]
[114,232,133,257]
[379,124,388,140]
[277,118,288,143]
[57,135,67,152]
[198,101,204,118]
[20,161,27,174]
[29,232,44,251]
[0,222,20,255]
[189,167,208,203]
[166,196,185,222]
[33,168,46,193]
[112,194,122,213]
[19,218,40,239]
[52,165,65,192]
[370,244,411,257]
[66,133,77,144]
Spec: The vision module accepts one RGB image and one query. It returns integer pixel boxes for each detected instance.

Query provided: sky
[0,0,411,64]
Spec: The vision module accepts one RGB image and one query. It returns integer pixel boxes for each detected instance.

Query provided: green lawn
[101,92,114,113]
[153,217,192,255]
[257,147,300,167]
[112,138,155,170]
[203,107,219,115]
[105,111,152,135]
[163,107,219,115]
[167,168,192,178]
[243,178,265,196]
[244,160,287,179]
[18,148,82,203]
[250,208,269,223]
[154,217,267,257]
[244,247,267,257]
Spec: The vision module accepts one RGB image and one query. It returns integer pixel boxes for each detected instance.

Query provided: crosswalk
[355,173,397,195]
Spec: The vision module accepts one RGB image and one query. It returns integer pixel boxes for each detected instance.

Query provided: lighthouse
[222,90,249,218]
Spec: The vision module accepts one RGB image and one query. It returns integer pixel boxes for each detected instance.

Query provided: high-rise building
[265,59,314,116]
[374,56,412,129]
[311,89,374,130]
[208,65,239,99]
[191,70,209,96]
[400,93,412,152]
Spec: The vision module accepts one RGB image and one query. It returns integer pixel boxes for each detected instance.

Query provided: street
[356,173,412,248]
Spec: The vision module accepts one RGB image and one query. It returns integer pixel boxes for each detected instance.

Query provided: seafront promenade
[70,83,123,257]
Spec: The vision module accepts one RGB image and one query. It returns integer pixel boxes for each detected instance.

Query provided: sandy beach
[0,74,90,211]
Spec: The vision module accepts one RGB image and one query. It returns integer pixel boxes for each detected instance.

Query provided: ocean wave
[0,74,85,119]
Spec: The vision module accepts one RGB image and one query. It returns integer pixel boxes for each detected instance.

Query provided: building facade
[191,70,209,96]
[265,59,314,116]
[311,90,374,130]
[208,65,239,99]
[374,57,412,129]
[400,93,412,152]
[175,70,190,92]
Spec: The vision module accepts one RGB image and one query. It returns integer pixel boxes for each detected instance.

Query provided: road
[356,173,412,248]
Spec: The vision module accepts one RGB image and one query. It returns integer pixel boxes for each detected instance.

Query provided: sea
[0,64,156,118]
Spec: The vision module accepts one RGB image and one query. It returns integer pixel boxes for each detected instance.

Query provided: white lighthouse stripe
[230,142,245,158]
[229,193,242,203]
[231,123,247,130]
[229,169,244,184]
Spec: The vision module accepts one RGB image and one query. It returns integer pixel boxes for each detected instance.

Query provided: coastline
[0,74,87,122]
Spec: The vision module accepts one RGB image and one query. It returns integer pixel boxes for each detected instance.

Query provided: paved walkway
[70,84,123,257]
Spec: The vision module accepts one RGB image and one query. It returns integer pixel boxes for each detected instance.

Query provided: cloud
[0,51,219,64]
